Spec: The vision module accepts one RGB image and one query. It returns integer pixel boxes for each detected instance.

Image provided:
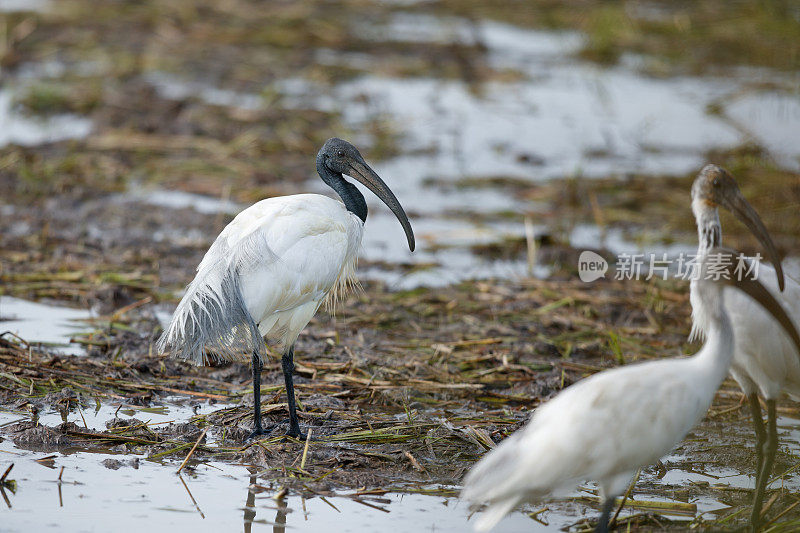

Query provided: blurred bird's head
[317,138,415,251]
[691,164,742,212]
[691,164,783,290]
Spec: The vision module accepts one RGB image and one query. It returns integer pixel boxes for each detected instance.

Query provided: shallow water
[0,297,94,355]
[0,89,92,148]
[0,0,48,12]
[302,18,797,284]
[0,404,540,532]
[5,404,800,532]
[140,15,799,287]
[725,92,800,171]
[117,186,244,217]
[0,449,536,533]
[143,72,265,112]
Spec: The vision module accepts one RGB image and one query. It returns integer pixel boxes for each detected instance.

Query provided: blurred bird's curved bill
[347,160,415,251]
[720,192,784,291]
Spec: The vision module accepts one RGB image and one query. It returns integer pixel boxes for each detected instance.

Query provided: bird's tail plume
[472,497,521,532]
[157,264,263,365]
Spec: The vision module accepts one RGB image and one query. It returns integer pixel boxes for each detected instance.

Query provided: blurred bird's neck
[317,163,368,223]
[692,285,735,382]
[693,199,721,254]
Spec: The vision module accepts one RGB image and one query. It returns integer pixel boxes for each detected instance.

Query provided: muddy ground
[1,0,800,531]
[4,274,800,530]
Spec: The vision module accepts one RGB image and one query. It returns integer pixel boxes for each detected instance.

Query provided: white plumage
[691,263,800,399]
[461,249,800,533]
[463,349,721,531]
[159,194,363,363]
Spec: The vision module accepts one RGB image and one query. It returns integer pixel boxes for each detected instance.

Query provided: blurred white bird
[158,138,415,439]
[461,248,800,533]
[688,164,800,527]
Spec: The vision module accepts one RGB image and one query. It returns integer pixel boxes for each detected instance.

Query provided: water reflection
[273,497,288,533]
[0,486,11,508]
[243,474,256,533]
[243,471,287,533]
[0,464,13,509]
[180,474,206,519]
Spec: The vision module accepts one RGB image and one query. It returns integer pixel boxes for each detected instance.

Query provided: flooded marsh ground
[1,0,799,531]
[7,278,800,532]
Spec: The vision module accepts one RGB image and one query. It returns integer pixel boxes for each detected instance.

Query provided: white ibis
[461,248,800,533]
[158,138,415,439]
[688,164,800,527]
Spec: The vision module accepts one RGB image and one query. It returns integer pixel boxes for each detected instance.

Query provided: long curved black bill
[711,247,800,354]
[722,193,784,292]
[347,160,415,251]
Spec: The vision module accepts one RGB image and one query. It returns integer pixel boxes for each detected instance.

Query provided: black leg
[248,352,266,439]
[282,345,302,439]
[595,497,615,533]
[748,394,766,489]
[751,400,778,531]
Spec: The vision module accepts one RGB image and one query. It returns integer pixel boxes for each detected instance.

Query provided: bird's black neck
[317,159,368,222]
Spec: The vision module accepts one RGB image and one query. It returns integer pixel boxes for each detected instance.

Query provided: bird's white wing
[462,357,708,530]
[235,198,356,317]
[723,263,800,397]
[159,194,360,364]
[691,262,800,342]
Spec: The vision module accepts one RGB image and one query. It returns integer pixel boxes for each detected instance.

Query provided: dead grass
[0,275,691,484]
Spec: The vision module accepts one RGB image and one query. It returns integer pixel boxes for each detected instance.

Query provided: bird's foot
[245,420,308,442]
[264,418,310,441]
[281,426,307,442]
[247,420,281,441]
[247,427,270,441]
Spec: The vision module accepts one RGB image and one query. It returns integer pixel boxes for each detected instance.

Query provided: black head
[317,138,415,252]
[318,138,366,176]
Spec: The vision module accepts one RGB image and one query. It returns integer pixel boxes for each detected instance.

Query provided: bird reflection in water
[243,473,287,533]
[273,498,288,533]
